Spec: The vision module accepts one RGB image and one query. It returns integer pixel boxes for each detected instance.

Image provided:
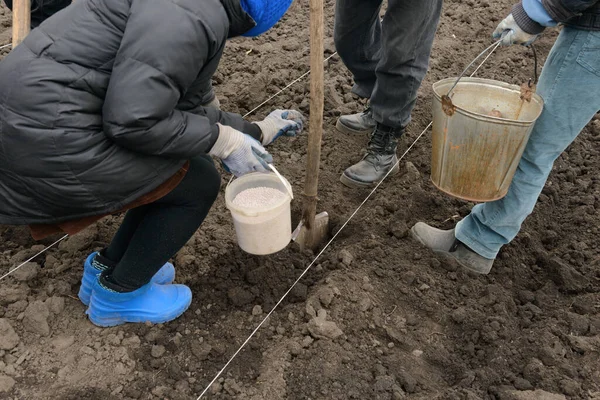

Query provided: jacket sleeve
[102,0,221,158]
[541,0,600,23]
[183,104,263,142]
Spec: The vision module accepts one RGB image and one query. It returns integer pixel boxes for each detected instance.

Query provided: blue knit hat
[240,0,293,37]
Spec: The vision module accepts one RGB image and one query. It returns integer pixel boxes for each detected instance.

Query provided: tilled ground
[0,0,599,399]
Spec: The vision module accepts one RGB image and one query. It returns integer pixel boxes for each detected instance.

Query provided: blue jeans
[333,0,442,129]
[456,27,600,259]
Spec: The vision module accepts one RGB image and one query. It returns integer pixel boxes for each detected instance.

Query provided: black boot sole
[339,163,400,188]
[335,118,376,135]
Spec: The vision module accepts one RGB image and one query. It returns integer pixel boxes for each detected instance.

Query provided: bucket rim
[432,77,544,125]
[225,172,292,217]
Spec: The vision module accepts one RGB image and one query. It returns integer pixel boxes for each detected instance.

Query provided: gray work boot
[410,222,495,274]
[202,96,221,110]
[340,124,400,188]
[336,107,376,135]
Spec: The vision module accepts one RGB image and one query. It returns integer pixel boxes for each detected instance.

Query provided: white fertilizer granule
[232,187,287,208]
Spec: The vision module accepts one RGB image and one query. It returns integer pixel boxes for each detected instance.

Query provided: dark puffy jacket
[543,0,600,30]
[0,0,260,225]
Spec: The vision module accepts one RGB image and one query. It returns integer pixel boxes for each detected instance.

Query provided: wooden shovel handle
[12,0,31,47]
[302,0,324,227]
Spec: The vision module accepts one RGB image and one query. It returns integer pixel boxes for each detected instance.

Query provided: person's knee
[190,155,221,204]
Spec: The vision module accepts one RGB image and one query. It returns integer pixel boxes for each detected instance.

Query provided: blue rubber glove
[254,109,305,146]
[493,14,539,46]
[209,124,273,176]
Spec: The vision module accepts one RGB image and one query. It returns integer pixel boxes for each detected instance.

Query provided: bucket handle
[225,164,294,200]
[442,36,539,116]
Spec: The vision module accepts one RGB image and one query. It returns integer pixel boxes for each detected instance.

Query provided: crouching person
[0,0,303,327]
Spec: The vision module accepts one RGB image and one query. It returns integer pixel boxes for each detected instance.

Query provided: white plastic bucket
[224,172,293,255]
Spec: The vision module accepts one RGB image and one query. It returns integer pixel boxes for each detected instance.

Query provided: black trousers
[102,155,220,290]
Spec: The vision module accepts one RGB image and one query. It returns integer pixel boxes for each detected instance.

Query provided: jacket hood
[220,0,257,38]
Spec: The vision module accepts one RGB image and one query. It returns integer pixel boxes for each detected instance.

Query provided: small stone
[0,375,15,393]
[23,300,50,336]
[45,296,65,315]
[227,287,255,307]
[388,342,395,349]
[122,335,141,348]
[291,283,308,301]
[402,271,416,285]
[210,382,222,394]
[252,305,263,316]
[406,315,418,326]
[547,258,587,293]
[106,333,121,346]
[12,262,39,282]
[359,296,372,312]
[451,307,467,324]
[318,287,335,307]
[418,283,430,291]
[566,312,589,335]
[52,336,75,352]
[514,377,533,390]
[390,220,409,239]
[518,290,535,304]
[338,249,354,266]
[0,285,29,306]
[191,343,212,361]
[151,345,166,358]
[289,340,302,356]
[307,315,343,340]
[398,371,417,393]
[301,336,314,348]
[393,389,407,399]
[0,320,20,350]
[559,378,580,396]
[523,359,545,383]
[412,349,423,357]
[374,375,396,392]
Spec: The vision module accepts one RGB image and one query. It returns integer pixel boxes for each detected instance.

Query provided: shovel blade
[292,211,329,251]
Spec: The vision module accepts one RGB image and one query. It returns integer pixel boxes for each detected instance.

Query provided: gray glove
[493,14,539,46]
[254,109,305,146]
[209,124,273,176]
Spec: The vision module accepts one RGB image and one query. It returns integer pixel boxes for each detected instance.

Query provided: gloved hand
[209,124,273,176]
[493,14,539,46]
[253,110,305,146]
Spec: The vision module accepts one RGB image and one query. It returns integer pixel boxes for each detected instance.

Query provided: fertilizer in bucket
[225,172,293,255]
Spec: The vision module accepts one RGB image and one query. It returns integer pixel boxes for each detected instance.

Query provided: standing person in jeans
[0,0,303,327]
[334,0,443,187]
[411,0,600,274]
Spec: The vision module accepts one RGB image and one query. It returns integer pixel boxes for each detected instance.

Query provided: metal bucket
[431,77,544,202]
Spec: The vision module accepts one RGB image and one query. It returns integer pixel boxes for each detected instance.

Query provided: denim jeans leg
[456,28,600,259]
[333,0,384,99]
[369,0,442,129]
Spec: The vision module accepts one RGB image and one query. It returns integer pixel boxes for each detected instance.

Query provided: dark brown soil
[1,0,599,399]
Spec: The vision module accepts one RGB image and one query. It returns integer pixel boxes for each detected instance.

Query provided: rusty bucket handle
[445,38,504,99]
[443,37,540,116]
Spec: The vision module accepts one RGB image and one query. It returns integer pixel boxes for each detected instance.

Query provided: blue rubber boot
[86,278,192,327]
[78,252,176,306]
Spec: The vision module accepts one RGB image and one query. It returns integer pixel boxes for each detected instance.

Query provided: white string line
[242,52,338,119]
[0,43,11,50]
[0,234,68,281]
[196,42,502,399]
